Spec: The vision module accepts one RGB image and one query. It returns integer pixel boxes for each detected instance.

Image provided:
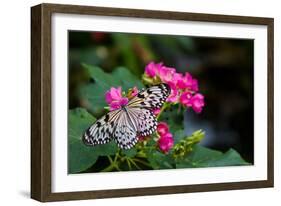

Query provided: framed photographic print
[31,3,274,202]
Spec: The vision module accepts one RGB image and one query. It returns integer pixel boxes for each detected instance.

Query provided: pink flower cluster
[105,87,139,111]
[145,62,205,113]
[105,87,129,111]
[157,122,174,153]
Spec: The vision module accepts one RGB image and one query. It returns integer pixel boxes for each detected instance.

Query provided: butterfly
[82,83,171,149]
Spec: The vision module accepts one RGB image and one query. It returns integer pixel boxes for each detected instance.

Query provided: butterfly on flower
[82,83,171,149]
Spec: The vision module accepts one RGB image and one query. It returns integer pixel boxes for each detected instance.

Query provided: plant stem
[177,103,182,114]
[107,156,113,164]
[102,149,121,172]
[156,103,169,120]
[128,159,141,170]
[113,150,120,163]
[126,158,132,170]
[114,164,121,171]
[133,158,151,167]
[136,150,147,158]
[100,163,116,172]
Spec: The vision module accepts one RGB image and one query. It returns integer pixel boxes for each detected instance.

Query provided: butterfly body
[82,83,170,149]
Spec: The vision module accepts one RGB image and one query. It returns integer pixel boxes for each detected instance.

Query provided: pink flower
[105,87,129,111]
[158,66,176,83]
[144,62,177,84]
[153,108,161,115]
[131,87,138,97]
[166,82,179,103]
[189,78,199,92]
[179,91,193,106]
[158,132,174,153]
[143,61,205,114]
[145,62,163,77]
[171,72,183,85]
[156,122,174,153]
[177,72,199,92]
[127,86,139,99]
[157,122,169,136]
[109,98,129,111]
[190,93,205,113]
[105,87,122,103]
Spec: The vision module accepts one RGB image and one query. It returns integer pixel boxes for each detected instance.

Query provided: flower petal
[158,132,174,153]
[157,122,169,136]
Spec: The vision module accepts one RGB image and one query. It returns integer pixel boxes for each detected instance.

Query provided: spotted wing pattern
[126,107,158,137]
[112,110,138,149]
[82,83,171,149]
[82,109,120,146]
[127,83,170,109]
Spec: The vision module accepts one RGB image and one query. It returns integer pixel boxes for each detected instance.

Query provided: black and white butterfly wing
[82,108,139,149]
[126,83,171,137]
[126,107,157,137]
[82,83,171,149]
[127,83,170,109]
[112,110,138,149]
[82,109,121,146]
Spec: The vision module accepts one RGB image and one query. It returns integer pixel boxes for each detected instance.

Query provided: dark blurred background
[68,31,254,163]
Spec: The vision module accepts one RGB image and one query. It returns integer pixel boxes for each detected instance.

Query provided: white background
[0,0,279,205]
[52,13,268,192]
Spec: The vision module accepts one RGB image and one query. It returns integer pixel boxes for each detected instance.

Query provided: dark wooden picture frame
[31,3,274,202]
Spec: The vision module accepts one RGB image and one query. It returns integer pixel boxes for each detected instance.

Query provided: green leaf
[176,144,249,168]
[158,104,184,132]
[121,148,137,158]
[79,64,143,115]
[147,150,174,169]
[68,108,118,173]
[68,108,97,173]
[202,148,250,167]
[69,48,101,68]
[112,67,144,89]
[173,129,185,144]
[92,142,119,156]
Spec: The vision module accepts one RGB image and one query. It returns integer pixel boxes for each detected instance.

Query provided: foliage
[68,64,249,173]
[68,108,118,173]
[78,64,143,115]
